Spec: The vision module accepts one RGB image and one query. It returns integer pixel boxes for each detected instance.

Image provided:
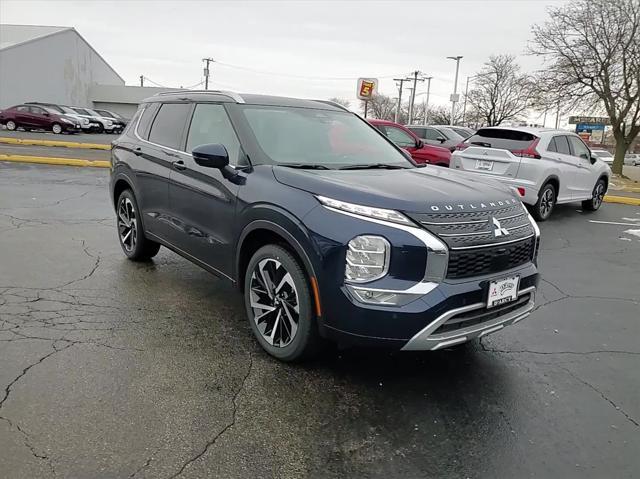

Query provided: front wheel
[582,178,606,211]
[6,120,16,131]
[51,123,63,134]
[244,245,320,362]
[532,183,556,221]
[116,189,160,261]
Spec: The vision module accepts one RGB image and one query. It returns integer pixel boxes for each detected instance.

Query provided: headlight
[61,118,73,124]
[106,120,113,126]
[317,195,412,226]
[82,118,89,125]
[345,235,390,283]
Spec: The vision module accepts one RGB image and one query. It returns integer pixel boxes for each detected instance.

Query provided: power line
[215,61,401,81]
[142,76,167,88]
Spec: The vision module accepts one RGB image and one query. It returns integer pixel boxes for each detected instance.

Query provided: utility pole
[202,57,215,90]
[408,70,425,125]
[393,78,409,123]
[447,55,463,126]
[555,100,561,129]
[462,76,472,125]
[423,76,432,125]
[140,75,144,87]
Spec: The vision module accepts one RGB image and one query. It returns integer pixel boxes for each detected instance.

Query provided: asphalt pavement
[0,162,639,478]
[0,128,114,144]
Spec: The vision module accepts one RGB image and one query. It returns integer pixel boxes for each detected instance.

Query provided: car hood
[272,165,518,214]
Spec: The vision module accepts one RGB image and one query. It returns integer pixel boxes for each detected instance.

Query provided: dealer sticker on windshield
[487,276,519,308]
[475,159,493,171]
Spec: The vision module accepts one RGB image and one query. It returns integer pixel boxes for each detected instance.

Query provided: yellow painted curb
[603,195,640,206]
[0,136,111,150]
[0,154,110,168]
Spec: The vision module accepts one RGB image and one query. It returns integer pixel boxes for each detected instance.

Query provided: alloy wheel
[539,187,554,218]
[117,197,137,252]
[52,123,62,134]
[6,120,16,131]
[249,258,300,347]
[593,182,605,209]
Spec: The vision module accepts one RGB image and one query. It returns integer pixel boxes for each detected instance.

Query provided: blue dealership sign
[576,123,605,132]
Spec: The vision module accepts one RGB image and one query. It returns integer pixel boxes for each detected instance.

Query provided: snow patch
[621,217,640,222]
[623,229,640,239]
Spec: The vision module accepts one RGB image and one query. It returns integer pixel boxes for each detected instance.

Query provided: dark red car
[0,104,81,134]
[368,119,452,166]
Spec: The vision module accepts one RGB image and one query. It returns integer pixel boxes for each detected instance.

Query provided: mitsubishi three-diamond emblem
[492,217,510,237]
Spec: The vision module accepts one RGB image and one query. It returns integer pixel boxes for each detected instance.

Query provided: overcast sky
[1,0,567,110]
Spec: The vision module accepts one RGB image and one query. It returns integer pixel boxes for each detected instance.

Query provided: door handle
[172,160,187,171]
[133,147,143,156]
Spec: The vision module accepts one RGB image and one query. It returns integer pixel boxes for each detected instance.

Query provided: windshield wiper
[279,163,331,170]
[339,163,408,170]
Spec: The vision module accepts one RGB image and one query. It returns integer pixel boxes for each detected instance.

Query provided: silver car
[450,126,611,221]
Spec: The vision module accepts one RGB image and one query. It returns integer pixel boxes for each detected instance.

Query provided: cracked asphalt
[1,161,639,478]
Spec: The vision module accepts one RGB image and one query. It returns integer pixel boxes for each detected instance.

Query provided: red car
[368,119,452,166]
[0,104,81,134]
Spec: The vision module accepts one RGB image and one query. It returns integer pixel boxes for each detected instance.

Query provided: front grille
[407,203,534,249]
[433,293,532,335]
[446,237,535,279]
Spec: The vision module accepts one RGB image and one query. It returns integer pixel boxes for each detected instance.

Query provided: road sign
[450,93,460,102]
[568,116,610,125]
[357,78,378,100]
[576,123,605,132]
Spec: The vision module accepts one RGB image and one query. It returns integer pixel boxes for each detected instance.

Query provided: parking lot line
[0,153,110,168]
[588,220,640,226]
[0,136,111,150]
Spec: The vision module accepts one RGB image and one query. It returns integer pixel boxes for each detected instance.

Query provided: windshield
[73,108,90,115]
[594,150,613,157]
[239,105,412,168]
[96,110,115,118]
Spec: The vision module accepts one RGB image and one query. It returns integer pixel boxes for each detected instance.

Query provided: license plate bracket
[487,276,520,308]
[476,159,493,171]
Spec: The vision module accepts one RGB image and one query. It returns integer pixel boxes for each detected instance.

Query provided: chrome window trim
[133,102,238,169]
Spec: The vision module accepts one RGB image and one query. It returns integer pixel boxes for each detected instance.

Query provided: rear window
[466,128,537,151]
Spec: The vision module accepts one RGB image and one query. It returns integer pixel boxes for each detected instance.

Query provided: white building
[0,24,177,118]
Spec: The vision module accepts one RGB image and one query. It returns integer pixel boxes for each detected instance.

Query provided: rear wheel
[533,183,556,221]
[116,189,160,261]
[244,245,320,362]
[51,123,63,134]
[582,178,606,211]
[6,120,16,131]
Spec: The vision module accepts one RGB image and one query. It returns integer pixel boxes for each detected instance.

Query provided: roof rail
[153,90,245,103]
[315,99,350,112]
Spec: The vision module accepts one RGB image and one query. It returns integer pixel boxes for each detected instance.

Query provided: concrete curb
[0,136,111,150]
[0,154,110,168]
[603,195,640,206]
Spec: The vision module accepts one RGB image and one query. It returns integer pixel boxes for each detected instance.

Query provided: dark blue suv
[110,91,540,361]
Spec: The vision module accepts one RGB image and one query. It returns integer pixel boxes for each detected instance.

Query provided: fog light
[345,235,390,283]
[346,285,422,306]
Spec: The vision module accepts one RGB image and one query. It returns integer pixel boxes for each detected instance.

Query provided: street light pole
[423,76,432,125]
[408,70,424,125]
[447,55,463,126]
[462,76,471,125]
[202,57,214,90]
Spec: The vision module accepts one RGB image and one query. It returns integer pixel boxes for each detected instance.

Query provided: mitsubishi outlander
[110,91,540,361]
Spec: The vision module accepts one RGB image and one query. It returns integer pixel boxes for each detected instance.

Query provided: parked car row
[0,102,128,134]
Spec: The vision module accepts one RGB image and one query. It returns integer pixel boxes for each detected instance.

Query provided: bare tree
[426,105,465,125]
[328,97,351,109]
[360,94,397,120]
[530,0,640,174]
[465,55,534,127]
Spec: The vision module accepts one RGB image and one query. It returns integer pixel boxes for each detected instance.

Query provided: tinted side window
[29,106,45,115]
[424,128,442,141]
[148,103,191,149]
[554,135,571,155]
[547,137,558,153]
[408,127,426,138]
[186,104,241,164]
[567,136,590,160]
[383,126,415,148]
[136,103,159,140]
[16,106,29,112]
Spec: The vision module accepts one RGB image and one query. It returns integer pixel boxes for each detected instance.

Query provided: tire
[116,189,161,261]
[532,183,556,221]
[96,124,105,134]
[244,244,320,362]
[51,123,63,134]
[6,120,16,131]
[582,178,606,211]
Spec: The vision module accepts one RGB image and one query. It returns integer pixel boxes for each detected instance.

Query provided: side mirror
[437,137,446,143]
[43,112,50,117]
[192,143,229,169]
[416,139,424,149]
[590,154,597,164]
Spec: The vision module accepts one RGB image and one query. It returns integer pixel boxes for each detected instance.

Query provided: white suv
[450,127,611,220]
